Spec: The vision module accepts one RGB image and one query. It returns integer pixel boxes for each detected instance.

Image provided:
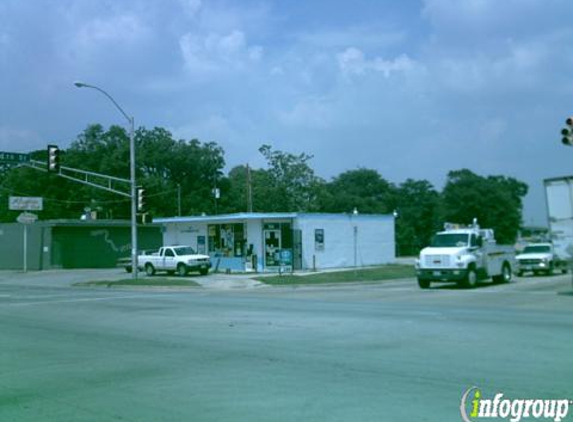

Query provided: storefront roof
[154,212,393,224]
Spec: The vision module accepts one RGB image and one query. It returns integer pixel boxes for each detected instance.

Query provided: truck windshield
[173,246,197,256]
[522,245,551,254]
[431,233,469,247]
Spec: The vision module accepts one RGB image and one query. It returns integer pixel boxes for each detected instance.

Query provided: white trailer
[544,176,573,268]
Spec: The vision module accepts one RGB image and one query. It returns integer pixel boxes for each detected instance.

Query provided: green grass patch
[255,264,415,285]
[74,278,201,288]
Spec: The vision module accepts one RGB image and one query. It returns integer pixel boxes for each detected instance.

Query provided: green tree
[258,145,323,212]
[441,169,528,243]
[319,168,396,214]
[394,179,441,255]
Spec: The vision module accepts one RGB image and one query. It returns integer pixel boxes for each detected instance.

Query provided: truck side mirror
[477,237,483,247]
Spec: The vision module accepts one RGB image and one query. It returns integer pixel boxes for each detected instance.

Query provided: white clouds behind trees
[1,0,572,224]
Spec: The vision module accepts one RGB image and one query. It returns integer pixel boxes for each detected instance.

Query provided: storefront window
[208,223,246,257]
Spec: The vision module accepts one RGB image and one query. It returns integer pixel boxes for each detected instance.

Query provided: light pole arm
[74,82,132,124]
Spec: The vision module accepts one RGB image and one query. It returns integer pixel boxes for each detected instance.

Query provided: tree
[319,168,396,214]
[394,179,441,255]
[441,169,528,243]
[258,145,323,212]
[0,124,227,222]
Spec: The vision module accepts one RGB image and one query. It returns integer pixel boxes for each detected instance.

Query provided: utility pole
[246,164,253,213]
[177,183,181,217]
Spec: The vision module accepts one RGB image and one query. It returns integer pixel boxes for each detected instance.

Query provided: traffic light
[47,144,60,172]
[137,187,146,212]
[561,117,573,146]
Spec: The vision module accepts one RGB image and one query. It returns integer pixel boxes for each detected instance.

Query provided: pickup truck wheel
[493,263,512,284]
[145,263,155,276]
[463,268,478,288]
[199,268,209,276]
[177,263,188,276]
[417,278,430,289]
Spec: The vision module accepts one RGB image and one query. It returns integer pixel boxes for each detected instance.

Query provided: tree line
[0,124,528,255]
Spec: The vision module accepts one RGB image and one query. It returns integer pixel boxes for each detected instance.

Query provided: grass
[255,264,415,285]
[74,278,201,288]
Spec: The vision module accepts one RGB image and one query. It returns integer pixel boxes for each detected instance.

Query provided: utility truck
[138,246,211,276]
[415,220,515,289]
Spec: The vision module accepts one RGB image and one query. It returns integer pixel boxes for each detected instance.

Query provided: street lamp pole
[74,82,138,280]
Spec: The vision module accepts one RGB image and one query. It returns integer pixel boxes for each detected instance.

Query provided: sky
[2,0,573,226]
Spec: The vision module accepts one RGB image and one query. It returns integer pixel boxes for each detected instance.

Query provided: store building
[154,212,395,272]
[0,220,162,270]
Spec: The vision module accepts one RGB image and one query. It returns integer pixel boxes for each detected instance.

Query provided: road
[0,271,572,422]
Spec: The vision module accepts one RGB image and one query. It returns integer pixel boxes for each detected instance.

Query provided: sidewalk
[0,269,266,290]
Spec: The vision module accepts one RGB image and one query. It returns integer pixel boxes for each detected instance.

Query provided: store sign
[9,196,43,211]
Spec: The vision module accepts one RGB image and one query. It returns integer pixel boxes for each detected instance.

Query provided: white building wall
[162,222,207,252]
[295,214,395,270]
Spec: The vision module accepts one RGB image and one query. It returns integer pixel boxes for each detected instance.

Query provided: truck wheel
[145,263,155,276]
[199,268,209,276]
[463,268,478,288]
[493,263,512,284]
[177,263,188,276]
[418,278,430,289]
[125,266,132,273]
[546,263,554,276]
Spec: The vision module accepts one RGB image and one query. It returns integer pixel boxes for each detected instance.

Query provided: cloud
[337,47,416,77]
[179,0,202,18]
[179,29,263,73]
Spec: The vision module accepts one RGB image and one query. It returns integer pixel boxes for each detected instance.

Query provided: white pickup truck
[139,246,211,276]
[415,221,515,288]
[516,242,568,276]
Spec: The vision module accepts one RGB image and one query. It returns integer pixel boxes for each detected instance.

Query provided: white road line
[1,293,181,307]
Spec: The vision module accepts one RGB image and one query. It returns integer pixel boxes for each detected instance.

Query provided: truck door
[163,248,176,270]
[471,234,486,272]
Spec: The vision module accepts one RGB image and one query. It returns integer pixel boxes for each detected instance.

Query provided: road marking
[1,293,181,307]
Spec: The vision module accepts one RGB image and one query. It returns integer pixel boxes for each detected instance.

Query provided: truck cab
[416,221,514,289]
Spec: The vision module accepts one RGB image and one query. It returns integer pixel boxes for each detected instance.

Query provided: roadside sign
[0,151,30,163]
[9,196,43,211]
[16,212,38,224]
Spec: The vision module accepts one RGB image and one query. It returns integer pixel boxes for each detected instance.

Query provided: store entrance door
[264,229,281,267]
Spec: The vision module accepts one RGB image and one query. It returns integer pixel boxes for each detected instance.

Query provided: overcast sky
[2,0,573,225]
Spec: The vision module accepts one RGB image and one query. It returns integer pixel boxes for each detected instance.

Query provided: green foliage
[258,144,324,212]
[395,179,441,255]
[441,169,528,243]
[318,168,396,214]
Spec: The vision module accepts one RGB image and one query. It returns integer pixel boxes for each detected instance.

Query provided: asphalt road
[0,271,572,422]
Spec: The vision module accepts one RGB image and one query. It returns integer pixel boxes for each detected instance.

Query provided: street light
[74,81,138,279]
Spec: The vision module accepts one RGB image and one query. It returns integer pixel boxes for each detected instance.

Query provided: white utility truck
[516,242,568,276]
[139,246,211,276]
[416,220,515,289]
